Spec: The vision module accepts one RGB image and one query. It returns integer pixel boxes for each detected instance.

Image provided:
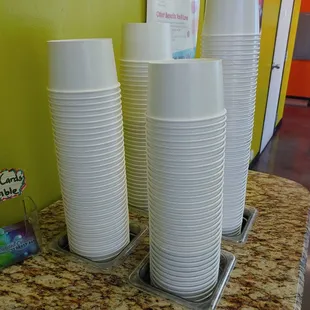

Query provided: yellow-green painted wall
[276,0,301,124]
[0,0,146,224]
[251,0,301,158]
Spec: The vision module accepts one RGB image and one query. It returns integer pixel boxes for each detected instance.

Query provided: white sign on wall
[0,169,26,202]
[147,0,201,59]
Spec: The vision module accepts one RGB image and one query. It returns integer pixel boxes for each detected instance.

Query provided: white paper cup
[49,88,121,102]
[121,75,148,83]
[48,39,118,92]
[122,91,148,99]
[150,202,222,225]
[146,112,226,128]
[52,113,123,130]
[56,136,124,156]
[52,107,123,124]
[202,39,260,47]
[149,177,223,201]
[150,246,219,272]
[147,136,226,154]
[147,131,226,149]
[151,241,220,264]
[151,234,221,260]
[148,171,224,193]
[59,157,125,178]
[148,147,225,167]
[68,228,129,249]
[61,174,126,196]
[68,231,129,253]
[50,101,122,116]
[121,84,148,92]
[147,59,224,120]
[203,34,261,41]
[148,153,225,174]
[148,188,223,208]
[62,173,126,195]
[147,125,226,142]
[59,158,125,179]
[65,205,128,226]
[204,53,259,62]
[55,128,124,148]
[122,23,172,61]
[204,0,259,35]
[120,65,148,72]
[63,189,127,212]
[69,235,129,257]
[65,204,128,225]
[202,48,260,56]
[53,123,124,142]
[120,71,149,78]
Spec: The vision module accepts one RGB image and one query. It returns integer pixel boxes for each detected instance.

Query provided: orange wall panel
[288,0,310,97]
[287,60,310,97]
[301,0,310,11]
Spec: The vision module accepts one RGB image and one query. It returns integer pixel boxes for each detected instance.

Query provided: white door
[260,0,294,152]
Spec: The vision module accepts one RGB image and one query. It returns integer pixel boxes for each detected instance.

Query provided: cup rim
[52,116,123,131]
[146,110,226,124]
[48,89,121,101]
[202,33,260,39]
[55,134,124,151]
[147,135,226,151]
[47,83,121,94]
[120,59,151,64]
[51,105,122,119]
[59,161,125,180]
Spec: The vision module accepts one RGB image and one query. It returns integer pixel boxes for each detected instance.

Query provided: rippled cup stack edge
[121,22,172,210]
[47,38,129,261]
[202,0,261,236]
[147,59,226,301]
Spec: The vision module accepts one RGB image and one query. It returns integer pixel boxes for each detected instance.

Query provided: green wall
[0,0,146,224]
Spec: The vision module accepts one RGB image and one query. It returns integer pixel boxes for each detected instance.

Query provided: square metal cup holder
[222,206,258,244]
[49,222,148,270]
[129,250,236,310]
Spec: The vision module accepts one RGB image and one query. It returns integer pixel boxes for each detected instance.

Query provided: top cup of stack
[48,39,119,93]
[203,0,260,36]
[147,59,224,121]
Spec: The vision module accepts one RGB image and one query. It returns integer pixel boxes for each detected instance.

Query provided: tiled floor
[251,104,310,309]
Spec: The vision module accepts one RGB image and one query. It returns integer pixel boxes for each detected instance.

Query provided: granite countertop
[0,171,309,310]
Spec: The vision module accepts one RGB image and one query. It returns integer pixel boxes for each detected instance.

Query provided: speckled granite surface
[0,171,309,310]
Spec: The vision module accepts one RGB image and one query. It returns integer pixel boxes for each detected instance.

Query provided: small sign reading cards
[0,169,26,202]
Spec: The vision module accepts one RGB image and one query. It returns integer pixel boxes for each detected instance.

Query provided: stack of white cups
[147,59,226,301]
[202,0,261,236]
[48,39,129,261]
[121,23,172,209]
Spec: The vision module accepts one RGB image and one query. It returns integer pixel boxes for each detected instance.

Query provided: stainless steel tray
[129,250,236,310]
[49,222,148,270]
[222,207,258,244]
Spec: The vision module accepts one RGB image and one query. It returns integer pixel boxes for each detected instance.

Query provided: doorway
[260,0,295,152]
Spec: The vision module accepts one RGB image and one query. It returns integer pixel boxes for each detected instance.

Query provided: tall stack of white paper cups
[147,59,226,301]
[121,23,172,210]
[202,0,261,236]
[48,39,129,261]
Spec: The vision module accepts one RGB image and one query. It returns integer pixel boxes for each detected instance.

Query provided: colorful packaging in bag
[0,169,41,269]
[0,220,40,269]
[147,0,201,59]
